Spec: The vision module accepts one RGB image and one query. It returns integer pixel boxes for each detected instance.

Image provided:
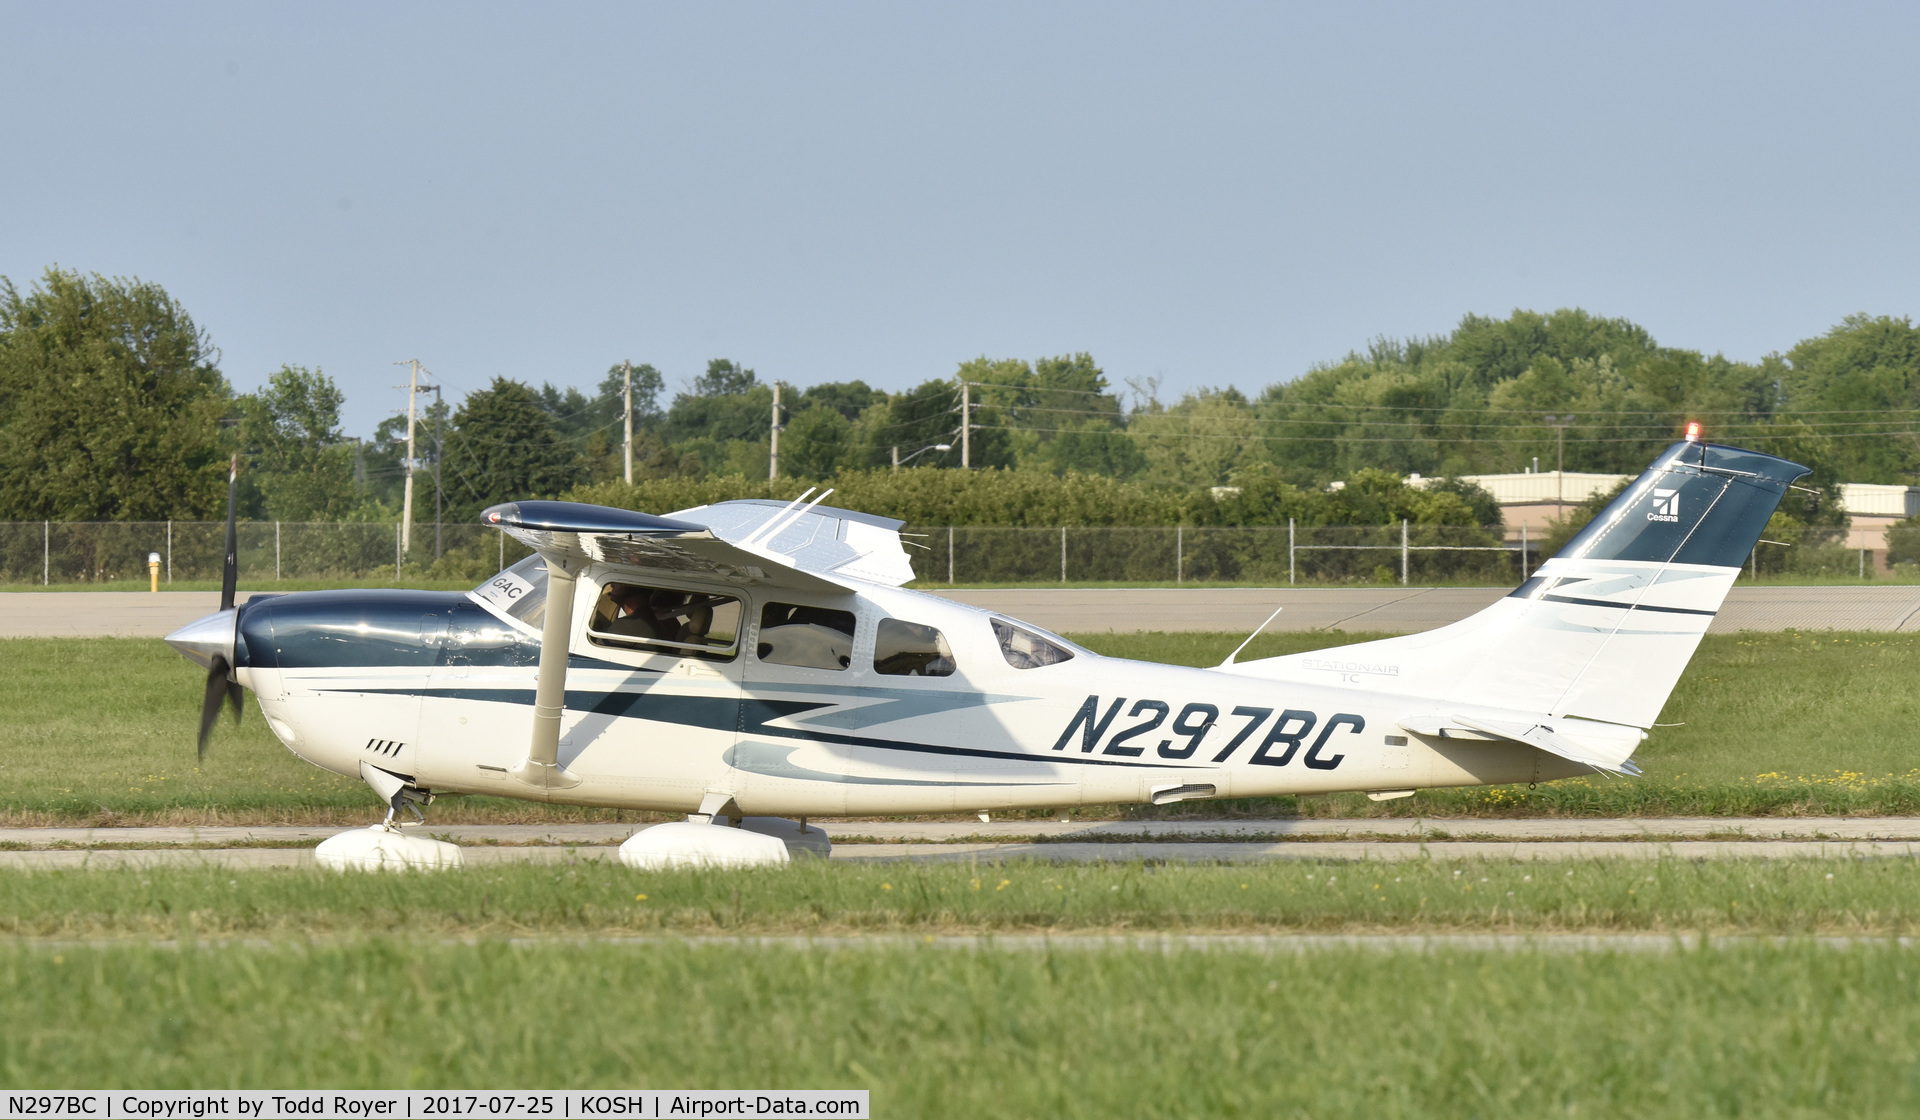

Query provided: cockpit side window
[757,602,856,671]
[873,618,956,677]
[588,582,741,661]
[992,618,1075,669]
[471,553,550,630]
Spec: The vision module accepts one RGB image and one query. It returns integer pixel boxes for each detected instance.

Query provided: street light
[892,443,952,471]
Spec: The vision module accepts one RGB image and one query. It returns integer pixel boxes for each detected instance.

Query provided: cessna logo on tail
[1648,488,1681,523]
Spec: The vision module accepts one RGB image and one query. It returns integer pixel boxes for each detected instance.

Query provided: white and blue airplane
[167,433,1808,869]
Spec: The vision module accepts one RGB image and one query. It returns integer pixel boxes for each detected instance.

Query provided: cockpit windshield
[470,553,550,631]
[991,618,1079,669]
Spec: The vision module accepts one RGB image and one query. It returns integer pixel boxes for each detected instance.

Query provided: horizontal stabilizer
[1398,714,1644,775]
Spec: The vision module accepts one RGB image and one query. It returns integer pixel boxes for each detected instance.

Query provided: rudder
[1221,438,1811,729]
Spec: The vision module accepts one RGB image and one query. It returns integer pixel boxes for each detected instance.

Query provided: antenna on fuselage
[1217,606,1285,668]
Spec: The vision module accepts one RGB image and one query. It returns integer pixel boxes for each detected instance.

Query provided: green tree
[0,268,230,519]
[1779,315,1920,483]
[236,365,359,520]
[443,378,585,517]
[662,359,772,449]
[781,405,854,478]
[1131,388,1264,486]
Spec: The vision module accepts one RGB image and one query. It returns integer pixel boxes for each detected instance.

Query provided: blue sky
[3,1,1916,434]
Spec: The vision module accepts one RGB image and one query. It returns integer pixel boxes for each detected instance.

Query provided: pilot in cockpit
[599,584,716,647]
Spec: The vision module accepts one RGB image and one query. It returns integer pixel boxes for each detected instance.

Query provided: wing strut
[514,538,583,791]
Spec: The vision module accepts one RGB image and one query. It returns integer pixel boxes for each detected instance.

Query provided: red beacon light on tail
[1685,421,1702,442]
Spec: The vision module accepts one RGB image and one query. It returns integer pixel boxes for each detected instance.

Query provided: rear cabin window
[758,602,857,670]
[992,619,1075,669]
[873,619,956,677]
[588,582,741,660]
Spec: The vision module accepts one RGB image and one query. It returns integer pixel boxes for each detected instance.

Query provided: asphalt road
[8,585,1920,638]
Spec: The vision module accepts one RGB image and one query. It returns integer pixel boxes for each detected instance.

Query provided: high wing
[478,492,917,795]
[484,489,915,593]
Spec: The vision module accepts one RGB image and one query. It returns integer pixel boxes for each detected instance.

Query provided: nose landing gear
[313,761,465,871]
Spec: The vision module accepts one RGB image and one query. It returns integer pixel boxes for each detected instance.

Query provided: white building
[1411,471,1918,563]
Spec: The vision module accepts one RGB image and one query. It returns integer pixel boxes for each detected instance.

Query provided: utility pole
[892,446,899,471]
[960,381,971,469]
[396,360,421,555]
[769,381,782,480]
[1543,413,1576,512]
[623,359,634,485]
[428,385,444,561]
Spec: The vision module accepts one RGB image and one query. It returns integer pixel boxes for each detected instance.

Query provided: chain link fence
[0,521,534,585]
[2,519,1530,587]
[902,521,1527,584]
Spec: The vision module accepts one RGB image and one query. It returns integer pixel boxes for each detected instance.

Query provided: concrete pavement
[8,817,1920,848]
[8,585,1920,638]
[8,818,1920,869]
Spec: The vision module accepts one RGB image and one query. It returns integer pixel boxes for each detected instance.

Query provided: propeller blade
[219,454,239,613]
[226,678,244,723]
[197,653,232,760]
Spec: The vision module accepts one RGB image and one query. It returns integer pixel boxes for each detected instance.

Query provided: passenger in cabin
[603,585,661,639]
[649,590,691,642]
[596,583,722,648]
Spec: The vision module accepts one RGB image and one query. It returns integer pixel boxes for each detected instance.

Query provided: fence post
[1400,519,1409,585]
[43,520,49,585]
[1520,522,1529,580]
[1060,526,1067,583]
[275,521,282,581]
[166,520,172,584]
[1288,518,1295,586]
[948,526,955,584]
[1176,525,1183,584]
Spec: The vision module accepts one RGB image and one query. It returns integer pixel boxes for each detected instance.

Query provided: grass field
[0,579,480,593]
[4,937,1920,1114]
[4,630,1919,822]
[10,859,1920,938]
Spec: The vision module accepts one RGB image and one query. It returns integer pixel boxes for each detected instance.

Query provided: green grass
[922,566,1920,588]
[0,639,642,824]
[0,579,478,593]
[6,631,1920,822]
[9,859,1920,938]
[1077,629,1920,819]
[4,936,1920,1116]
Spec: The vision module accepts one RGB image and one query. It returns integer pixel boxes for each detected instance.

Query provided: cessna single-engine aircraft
[166,432,1808,869]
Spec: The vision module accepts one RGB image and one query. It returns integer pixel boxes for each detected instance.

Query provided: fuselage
[223,567,1581,817]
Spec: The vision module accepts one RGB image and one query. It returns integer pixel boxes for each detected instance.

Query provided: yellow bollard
[148,551,161,593]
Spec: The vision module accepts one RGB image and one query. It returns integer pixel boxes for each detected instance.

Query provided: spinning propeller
[195,455,244,758]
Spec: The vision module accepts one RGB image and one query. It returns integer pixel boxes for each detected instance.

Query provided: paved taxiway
[4,841,1918,869]
[8,818,1920,868]
[10,584,1920,638]
[9,817,1920,847]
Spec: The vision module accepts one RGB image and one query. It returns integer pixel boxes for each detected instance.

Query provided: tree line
[3,266,1916,547]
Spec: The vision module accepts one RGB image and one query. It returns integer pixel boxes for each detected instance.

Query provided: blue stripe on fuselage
[326,684,1191,771]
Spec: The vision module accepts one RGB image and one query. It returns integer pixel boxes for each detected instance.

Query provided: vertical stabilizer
[1220,440,1811,728]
